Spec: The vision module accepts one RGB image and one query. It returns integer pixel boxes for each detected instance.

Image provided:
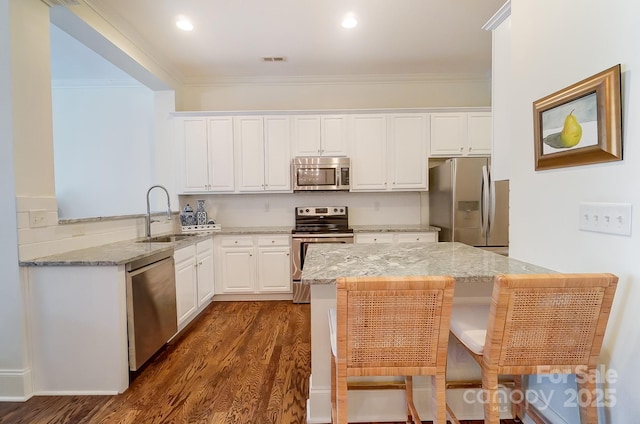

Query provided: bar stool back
[329,275,455,423]
[448,273,618,424]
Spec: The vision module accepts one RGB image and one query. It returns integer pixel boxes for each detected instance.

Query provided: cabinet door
[180,118,210,192]
[429,113,467,156]
[234,116,265,192]
[257,247,291,292]
[350,115,388,191]
[208,117,235,192]
[388,114,428,190]
[175,257,197,328]
[293,116,321,156]
[467,112,492,156]
[196,240,215,305]
[320,115,348,156]
[395,232,438,243]
[219,248,255,293]
[264,116,292,191]
[355,233,394,244]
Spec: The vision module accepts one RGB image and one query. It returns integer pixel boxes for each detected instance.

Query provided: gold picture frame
[533,64,622,171]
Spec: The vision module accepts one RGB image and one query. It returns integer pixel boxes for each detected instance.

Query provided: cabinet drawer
[395,232,438,243]
[220,236,253,247]
[257,236,290,247]
[355,233,394,244]
[174,245,196,263]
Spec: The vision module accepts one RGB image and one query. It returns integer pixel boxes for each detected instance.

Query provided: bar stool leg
[577,367,598,424]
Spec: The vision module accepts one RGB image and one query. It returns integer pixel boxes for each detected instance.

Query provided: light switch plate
[579,202,632,236]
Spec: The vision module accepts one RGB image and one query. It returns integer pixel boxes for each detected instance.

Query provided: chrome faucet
[146,185,172,238]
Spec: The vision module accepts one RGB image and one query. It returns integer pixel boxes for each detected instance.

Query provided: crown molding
[182,72,491,87]
[482,0,511,31]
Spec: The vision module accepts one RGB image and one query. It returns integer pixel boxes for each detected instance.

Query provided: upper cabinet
[484,1,511,181]
[175,116,235,193]
[429,111,492,157]
[234,116,292,192]
[351,113,428,192]
[293,115,348,157]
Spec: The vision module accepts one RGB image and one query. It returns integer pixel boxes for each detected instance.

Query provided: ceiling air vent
[262,57,287,62]
[41,0,81,6]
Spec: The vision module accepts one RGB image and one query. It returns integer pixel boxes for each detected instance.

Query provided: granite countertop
[351,224,440,233]
[20,226,294,267]
[301,242,554,285]
[20,233,215,267]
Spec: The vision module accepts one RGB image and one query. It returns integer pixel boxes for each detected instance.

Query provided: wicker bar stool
[328,275,455,424]
[447,273,618,424]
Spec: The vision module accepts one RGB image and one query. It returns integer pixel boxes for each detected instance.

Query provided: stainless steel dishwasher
[126,251,177,371]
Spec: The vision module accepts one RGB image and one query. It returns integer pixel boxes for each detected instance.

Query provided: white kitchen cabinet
[394,232,439,243]
[174,238,215,331]
[429,112,492,157]
[196,239,215,305]
[174,245,198,329]
[216,235,291,294]
[350,114,388,190]
[176,116,235,192]
[218,236,255,293]
[256,236,291,292]
[388,114,429,189]
[355,231,438,244]
[234,116,292,192]
[293,115,348,157]
[351,113,428,192]
[354,233,395,244]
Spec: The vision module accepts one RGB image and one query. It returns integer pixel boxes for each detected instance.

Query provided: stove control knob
[339,208,344,213]
[305,208,310,213]
[334,208,338,212]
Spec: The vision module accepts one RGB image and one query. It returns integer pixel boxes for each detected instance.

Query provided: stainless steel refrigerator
[429,157,509,254]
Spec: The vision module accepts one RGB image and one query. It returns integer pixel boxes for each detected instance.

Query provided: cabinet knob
[459,147,464,152]
[234,241,238,244]
[271,240,275,243]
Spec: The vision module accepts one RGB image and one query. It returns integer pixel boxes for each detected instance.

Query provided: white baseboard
[0,368,33,401]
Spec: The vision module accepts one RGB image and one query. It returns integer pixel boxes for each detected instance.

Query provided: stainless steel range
[291,206,353,303]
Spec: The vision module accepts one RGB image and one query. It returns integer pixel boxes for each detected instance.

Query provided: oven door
[291,234,353,303]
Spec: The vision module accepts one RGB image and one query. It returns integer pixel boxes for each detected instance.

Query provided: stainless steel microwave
[292,157,350,191]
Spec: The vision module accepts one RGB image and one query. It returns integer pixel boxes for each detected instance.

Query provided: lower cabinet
[355,231,438,244]
[216,234,292,294]
[174,238,214,331]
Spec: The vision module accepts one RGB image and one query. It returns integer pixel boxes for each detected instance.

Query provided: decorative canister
[196,199,208,225]
[180,204,196,226]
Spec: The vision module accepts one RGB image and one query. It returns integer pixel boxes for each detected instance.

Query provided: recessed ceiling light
[341,13,358,29]
[176,16,194,31]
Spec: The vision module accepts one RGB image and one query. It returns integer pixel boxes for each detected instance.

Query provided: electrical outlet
[579,202,632,236]
[29,210,48,228]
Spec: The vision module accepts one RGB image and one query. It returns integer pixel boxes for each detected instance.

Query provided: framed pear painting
[533,64,622,170]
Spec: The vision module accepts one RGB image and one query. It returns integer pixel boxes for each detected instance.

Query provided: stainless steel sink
[136,234,199,243]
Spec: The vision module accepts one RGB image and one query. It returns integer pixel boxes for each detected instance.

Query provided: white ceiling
[52,0,506,85]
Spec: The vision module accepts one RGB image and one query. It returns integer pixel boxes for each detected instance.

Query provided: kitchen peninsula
[301,242,554,423]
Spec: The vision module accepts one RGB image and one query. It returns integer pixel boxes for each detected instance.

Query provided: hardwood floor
[0,301,517,424]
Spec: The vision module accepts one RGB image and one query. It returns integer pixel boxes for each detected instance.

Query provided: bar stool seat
[450,303,490,355]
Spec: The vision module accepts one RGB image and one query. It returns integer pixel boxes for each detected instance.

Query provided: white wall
[0,0,42,400]
[52,85,155,219]
[508,0,640,422]
[180,75,491,111]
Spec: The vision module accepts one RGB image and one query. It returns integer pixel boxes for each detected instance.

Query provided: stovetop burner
[293,206,350,234]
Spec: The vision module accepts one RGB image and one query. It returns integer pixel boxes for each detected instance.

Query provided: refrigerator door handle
[481,165,490,237]
[489,174,496,236]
